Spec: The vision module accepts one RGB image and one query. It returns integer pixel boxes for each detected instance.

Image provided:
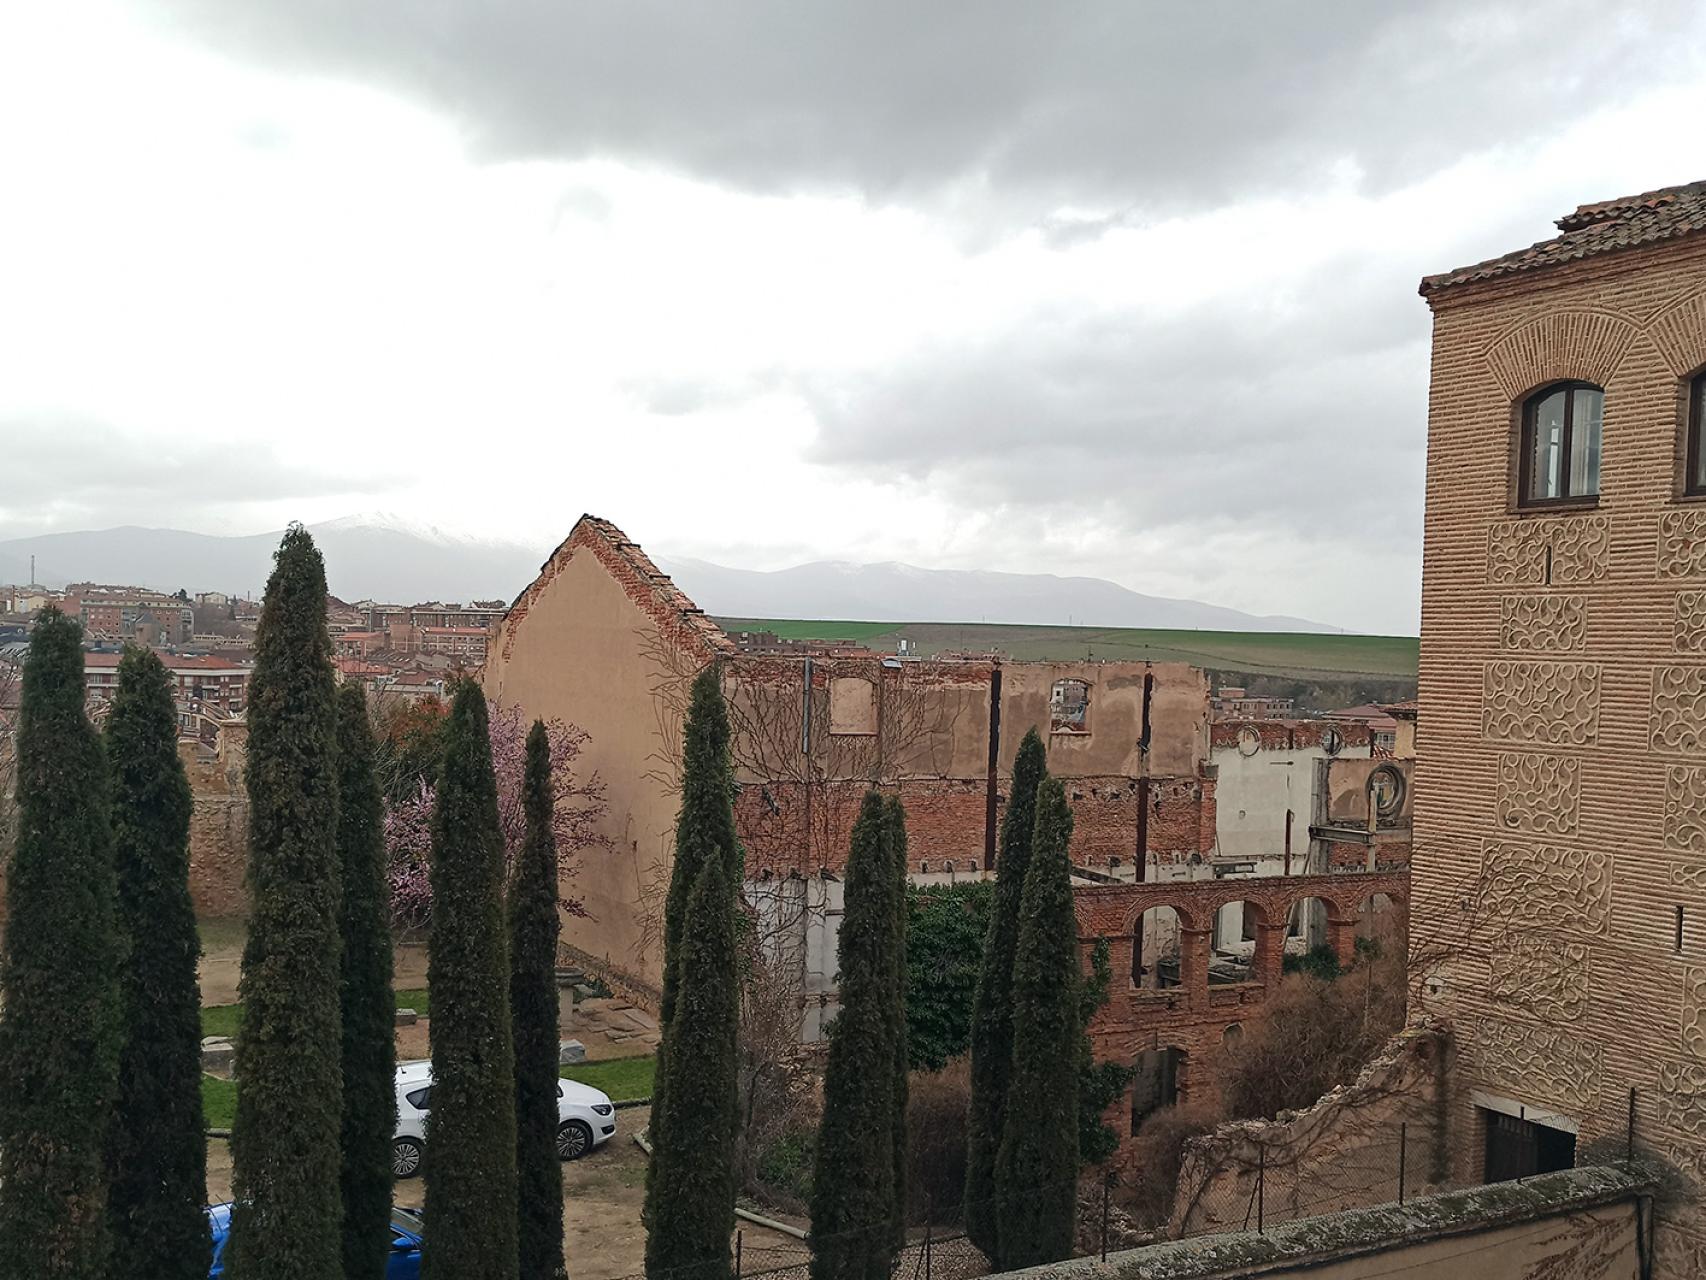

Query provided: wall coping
[995,1162,1657,1280]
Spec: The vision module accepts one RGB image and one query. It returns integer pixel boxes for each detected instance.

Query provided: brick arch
[1121,897,1204,936]
[1647,288,1706,377]
[1480,310,1640,402]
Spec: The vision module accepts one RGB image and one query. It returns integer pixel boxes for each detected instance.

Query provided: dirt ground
[207,1107,803,1280]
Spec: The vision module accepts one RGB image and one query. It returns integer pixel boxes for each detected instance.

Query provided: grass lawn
[560,1055,654,1103]
[202,987,430,1040]
[201,1053,654,1132]
[202,1075,237,1130]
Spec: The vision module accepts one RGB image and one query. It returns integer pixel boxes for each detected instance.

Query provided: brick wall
[1415,224,1706,1258]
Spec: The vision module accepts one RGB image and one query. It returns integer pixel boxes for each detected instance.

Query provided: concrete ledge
[1003,1163,1657,1280]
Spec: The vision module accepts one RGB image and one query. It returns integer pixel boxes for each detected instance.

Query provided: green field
[715,618,1417,683]
[202,988,430,1040]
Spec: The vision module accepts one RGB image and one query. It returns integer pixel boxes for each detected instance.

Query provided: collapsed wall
[1170,1021,1452,1237]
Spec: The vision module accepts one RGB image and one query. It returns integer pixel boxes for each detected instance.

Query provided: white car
[391,1060,617,1178]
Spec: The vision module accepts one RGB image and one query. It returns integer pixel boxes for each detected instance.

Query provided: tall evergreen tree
[228,525,344,1280]
[644,664,739,1216]
[423,683,519,1280]
[512,721,566,1280]
[337,683,396,1280]
[646,856,739,1280]
[882,797,910,1253]
[105,647,209,1280]
[810,794,898,1280]
[963,727,1046,1255]
[993,777,1081,1269]
[0,608,122,1279]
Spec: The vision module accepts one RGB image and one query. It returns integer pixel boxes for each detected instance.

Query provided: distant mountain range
[0,516,1338,632]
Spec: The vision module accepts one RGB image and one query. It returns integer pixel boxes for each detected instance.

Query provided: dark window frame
[1687,372,1706,497]
[1518,380,1603,509]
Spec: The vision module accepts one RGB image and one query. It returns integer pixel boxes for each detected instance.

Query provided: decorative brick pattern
[1685,968,1706,1059]
[1493,753,1580,836]
[1476,1018,1601,1109]
[1487,935,1589,1020]
[1480,841,1610,935]
[1648,289,1706,375]
[1499,595,1588,651]
[1659,510,1706,580]
[1677,592,1706,652]
[1651,667,1706,754]
[1664,766,1706,854]
[1486,516,1611,586]
[1481,661,1601,745]
[1657,1059,1706,1140]
[1480,311,1638,401]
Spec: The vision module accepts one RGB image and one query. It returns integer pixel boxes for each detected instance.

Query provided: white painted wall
[1211,741,1372,861]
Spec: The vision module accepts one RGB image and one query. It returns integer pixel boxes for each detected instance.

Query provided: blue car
[208,1203,423,1277]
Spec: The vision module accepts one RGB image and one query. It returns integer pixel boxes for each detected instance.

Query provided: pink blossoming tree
[384,698,607,928]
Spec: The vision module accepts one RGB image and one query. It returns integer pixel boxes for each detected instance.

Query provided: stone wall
[1169,1023,1451,1237]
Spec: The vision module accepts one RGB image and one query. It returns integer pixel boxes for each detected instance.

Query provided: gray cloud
[142,0,1704,221]
[792,249,1427,550]
[0,413,384,533]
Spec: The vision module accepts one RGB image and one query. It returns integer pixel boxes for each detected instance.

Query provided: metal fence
[610,1090,1644,1280]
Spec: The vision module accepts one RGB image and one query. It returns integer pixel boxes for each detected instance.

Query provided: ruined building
[1414,179,1706,1269]
[481,516,1217,1009]
[483,517,1411,1169]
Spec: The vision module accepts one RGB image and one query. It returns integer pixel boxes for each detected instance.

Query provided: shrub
[1219,948,1405,1123]
[905,882,993,1072]
[1124,1103,1220,1227]
[905,1059,973,1227]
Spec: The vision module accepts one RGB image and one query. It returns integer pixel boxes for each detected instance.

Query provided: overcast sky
[4,2,1705,633]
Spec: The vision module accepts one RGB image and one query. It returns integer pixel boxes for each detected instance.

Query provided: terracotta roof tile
[1421,179,1706,296]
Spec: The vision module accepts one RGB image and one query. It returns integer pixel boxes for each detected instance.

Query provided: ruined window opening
[1369,764,1405,823]
[1687,373,1706,496]
[1210,901,1259,983]
[828,676,877,736]
[1132,905,1181,990]
[1519,381,1602,506]
[1131,1046,1185,1133]
[1050,679,1090,735]
[1222,1024,1243,1047]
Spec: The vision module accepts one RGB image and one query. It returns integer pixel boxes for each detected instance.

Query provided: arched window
[1520,382,1603,506]
[1687,372,1706,496]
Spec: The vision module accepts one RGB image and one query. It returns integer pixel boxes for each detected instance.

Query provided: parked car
[208,1202,423,1277]
[392,1060,616,1177]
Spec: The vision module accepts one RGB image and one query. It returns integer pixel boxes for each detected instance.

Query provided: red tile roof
[1421,180,1706,296]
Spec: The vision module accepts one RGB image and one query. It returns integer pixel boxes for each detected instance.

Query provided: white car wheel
[557,1120,593,1161]
[392,1137,423,1178]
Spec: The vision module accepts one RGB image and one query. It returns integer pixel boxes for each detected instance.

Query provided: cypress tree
[882,797,909,1253]
[963,727,1046,1256]
[0,608,122,1278]
[105,647,209,1280]
[644,855,738,1280]
[512,721,566,1280]
[993,776,1081,1269]
[810,793,897,1280]
[228,525,344,1280]
[423,683,519,1280]
[337,683,396,1280]
[644,664,738,1220]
